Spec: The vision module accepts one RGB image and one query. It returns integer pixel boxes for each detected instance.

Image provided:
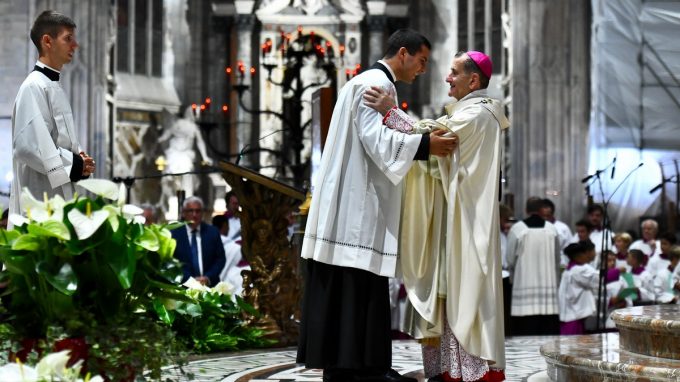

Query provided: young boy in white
[559,241,599,335]
[653,245,680,304]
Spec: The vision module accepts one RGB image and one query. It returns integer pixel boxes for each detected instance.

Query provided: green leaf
[27,221,71,241]
[36,261,78,296]
[0,229,21,245]
[103,233,136,290]
[175,301,203,317]
[152,299,176,325]
[11,234,41,252]
[1,253,35,276]
[135,228,159,252]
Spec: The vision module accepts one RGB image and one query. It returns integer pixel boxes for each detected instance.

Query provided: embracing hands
[363,86,396,115]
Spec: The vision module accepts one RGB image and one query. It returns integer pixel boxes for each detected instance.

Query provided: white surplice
[300,65,423,277]
[558,263,599,322]
[398,90,509,369]
[10,63,82,218]
[507,220,560,316]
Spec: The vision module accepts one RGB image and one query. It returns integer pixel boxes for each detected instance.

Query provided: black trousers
[296,259,392,370]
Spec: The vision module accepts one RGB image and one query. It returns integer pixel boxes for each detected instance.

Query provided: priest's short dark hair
[30,10,76,55]
[383,29,431,58]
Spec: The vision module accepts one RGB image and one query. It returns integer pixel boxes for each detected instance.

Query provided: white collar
[35,60,61,74]
[377,59,397,82]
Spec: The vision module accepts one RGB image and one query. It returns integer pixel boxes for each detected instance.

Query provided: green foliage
[0,185,274,380]
[0,188,189,380]
[0,195,186,339]
[157,288,275,353]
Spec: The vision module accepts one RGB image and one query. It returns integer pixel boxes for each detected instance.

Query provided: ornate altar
[217,161,305,346]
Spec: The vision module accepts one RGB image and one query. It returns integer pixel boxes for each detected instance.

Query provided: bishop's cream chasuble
[399,90,509,369]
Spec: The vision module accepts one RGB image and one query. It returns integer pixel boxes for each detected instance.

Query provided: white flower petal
[122,204,144,218]
[67,209,109,240]
[0,363,38,381]
[36,350,70,377]
[20,188,49,222]
[8,214,29,227]
[102,205,121,232]
[117,183,127,206]
[77,179,120,200]
[212,281,235,295]
[133,215,146,225]
[183,277,209,292]
[89,376,105,382]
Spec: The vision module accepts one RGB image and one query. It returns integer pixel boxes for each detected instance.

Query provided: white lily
[121,204,144,220]
[102,205,121,232]
[8,213,29,228]
[76,179,120,201]
[67,205,109,240]
[183,277,209,292]
[0,362,38,381]
[35,349,70,378]
[212,281,235,296]
[19,188,66,223]
[117,182,127,206]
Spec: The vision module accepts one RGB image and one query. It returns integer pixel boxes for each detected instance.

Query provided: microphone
[581,174,593,183]
[235,144,250,165]
[234,129,286,166]
[610,156,617,179]
[650,182,664,194]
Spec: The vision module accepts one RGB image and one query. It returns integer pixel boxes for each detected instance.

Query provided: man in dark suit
[172,196,226,286]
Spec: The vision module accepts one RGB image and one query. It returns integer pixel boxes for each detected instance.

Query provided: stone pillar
[510,0,590,224]
[234,0,258,167]
[365,1,387,65]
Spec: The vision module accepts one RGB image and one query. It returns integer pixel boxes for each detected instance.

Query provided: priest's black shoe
[371,368,417,382]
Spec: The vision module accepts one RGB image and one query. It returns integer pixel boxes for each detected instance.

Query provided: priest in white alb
[10,10,95,224]
[364,50,508,382]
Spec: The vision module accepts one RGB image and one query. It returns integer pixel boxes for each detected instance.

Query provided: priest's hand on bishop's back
[429,129,458,157]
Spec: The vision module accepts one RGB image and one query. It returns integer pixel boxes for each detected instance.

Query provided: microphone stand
[594,162,644,331]
[112,167,225,205]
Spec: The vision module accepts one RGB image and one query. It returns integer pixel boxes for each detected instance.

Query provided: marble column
[365,1,387,66]
[233,1,258,167]
[510,0,590,225]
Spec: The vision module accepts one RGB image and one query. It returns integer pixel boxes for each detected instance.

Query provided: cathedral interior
[1,1,680,380]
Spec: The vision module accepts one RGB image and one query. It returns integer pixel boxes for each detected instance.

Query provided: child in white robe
[647,232,676,275]
[609,249,655,308]
[653,245,680,304]
[559,241,599,335]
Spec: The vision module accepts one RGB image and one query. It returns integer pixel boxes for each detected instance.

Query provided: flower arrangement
[0,179,188,380]
[154,278,274,353]
[0,350,103,382]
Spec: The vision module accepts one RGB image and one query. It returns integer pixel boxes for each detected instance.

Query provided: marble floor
[162,336,552,382]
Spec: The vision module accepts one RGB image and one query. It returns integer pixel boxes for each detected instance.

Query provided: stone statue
[292,0,329,15]
[159,107,213,210]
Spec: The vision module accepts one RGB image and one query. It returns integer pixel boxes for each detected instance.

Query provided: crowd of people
[499,198,680,337]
